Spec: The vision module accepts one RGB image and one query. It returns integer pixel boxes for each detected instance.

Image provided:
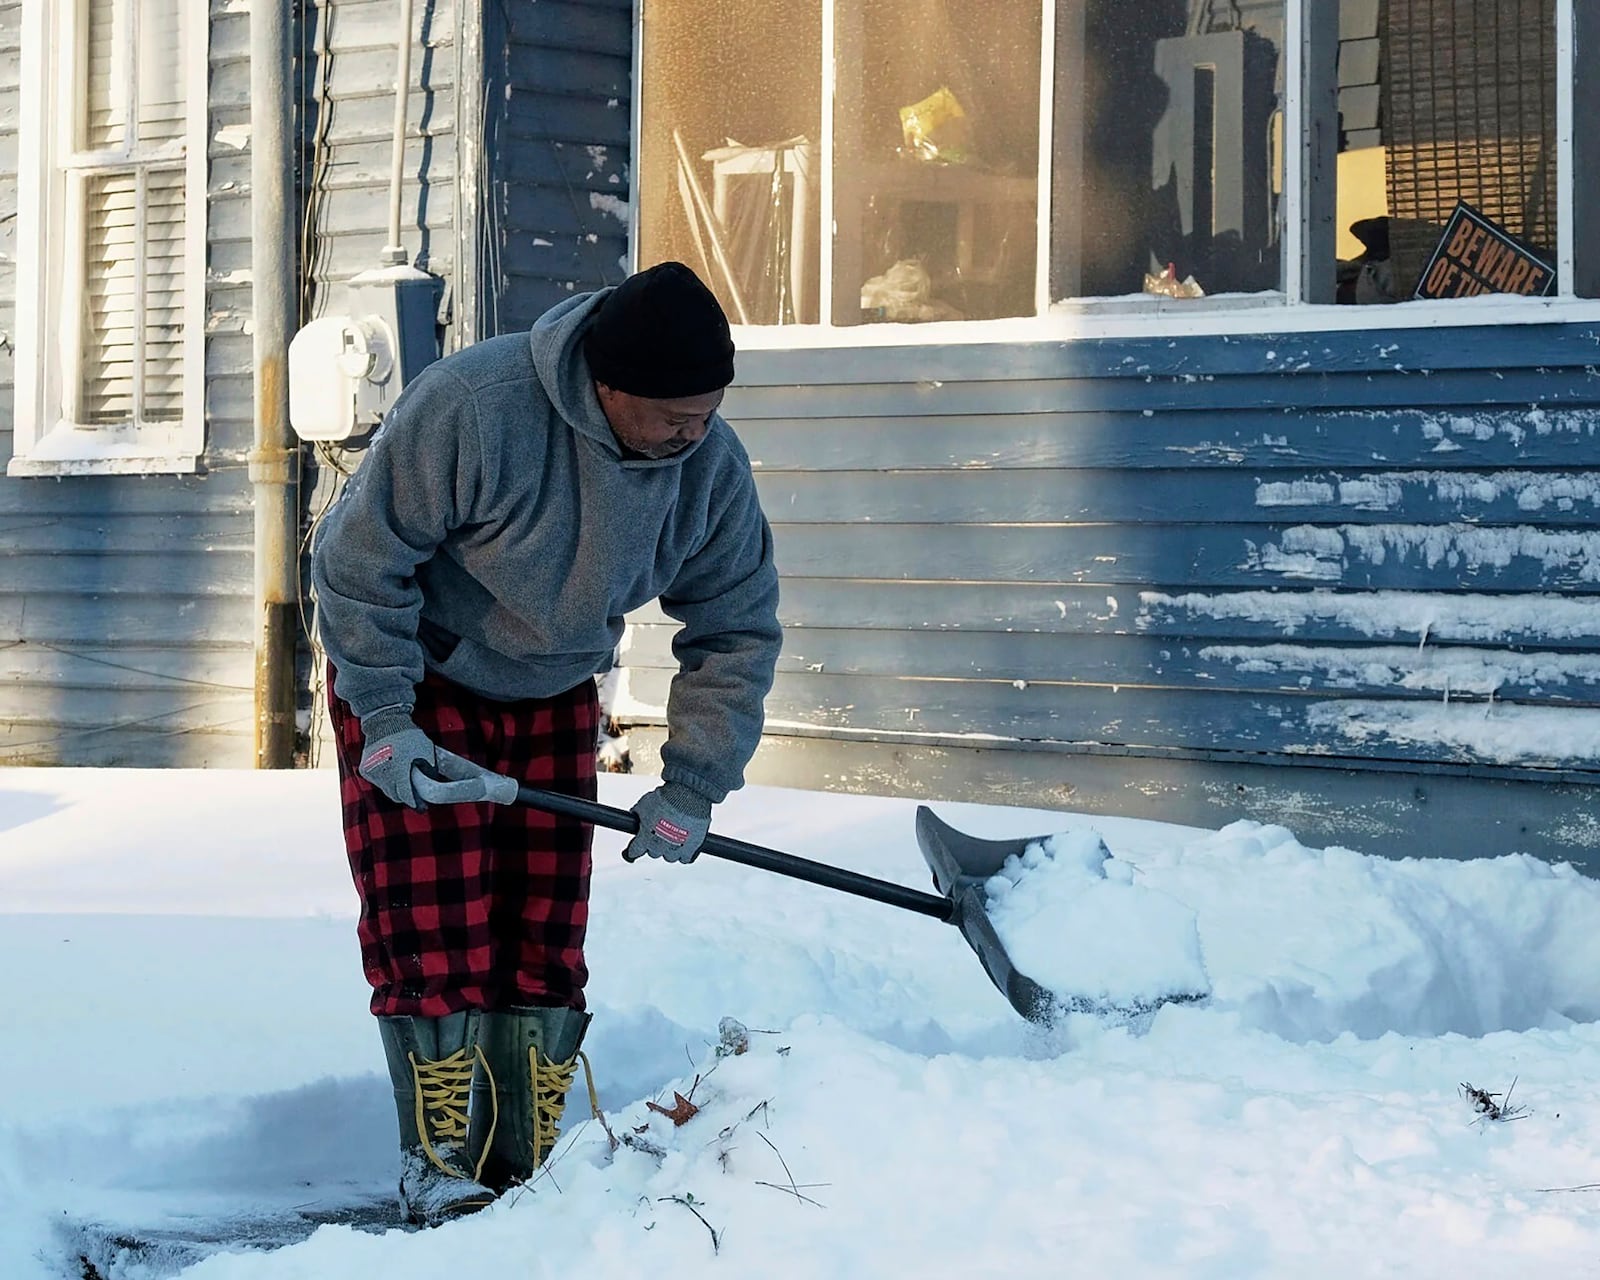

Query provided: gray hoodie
[311,289,782,804]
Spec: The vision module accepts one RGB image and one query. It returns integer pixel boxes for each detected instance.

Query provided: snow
[1253,472,1600,513]
[1142,587,1600,643]
[6,768,1600,1278]
[1244,523,1600,584]
[1196,642,1600,698]
[588,192,629,224]
[1305,699,1600,765]
[983,831,1210,1006]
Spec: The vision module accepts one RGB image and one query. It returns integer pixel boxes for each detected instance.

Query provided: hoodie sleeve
[655,450,783,805]
[311,366,484,722]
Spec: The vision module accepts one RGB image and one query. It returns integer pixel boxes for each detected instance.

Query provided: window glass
[1052,1,1286,301]
[70,0,189,428]
[832,0,1042,325]
[1334,0,1557,304]
[637,0,822,324]
[636,0,1573,327]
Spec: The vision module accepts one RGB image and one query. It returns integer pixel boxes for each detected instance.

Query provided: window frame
[10,0,209,477]
[633,0,1600,351]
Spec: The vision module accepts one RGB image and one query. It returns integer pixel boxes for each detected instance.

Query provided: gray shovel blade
[915,806,1206,1025]
[915,806,1059,1024]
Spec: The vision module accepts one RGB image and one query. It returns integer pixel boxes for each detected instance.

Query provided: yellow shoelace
[411,1046,497,1184]
[532,1047,600,1163]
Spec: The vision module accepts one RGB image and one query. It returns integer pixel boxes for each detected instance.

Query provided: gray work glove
[624,783,713,864]
[358,709,518,810]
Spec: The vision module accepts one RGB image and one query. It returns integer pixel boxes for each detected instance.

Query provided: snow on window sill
[7,421,202,477]
[731,293,1600,350]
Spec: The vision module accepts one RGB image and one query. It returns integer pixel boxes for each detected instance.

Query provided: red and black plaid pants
[330,666,599,1017]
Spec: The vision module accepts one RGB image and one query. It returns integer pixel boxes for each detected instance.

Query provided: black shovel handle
[517,785,955,922]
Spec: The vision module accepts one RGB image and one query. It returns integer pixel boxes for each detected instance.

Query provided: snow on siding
[1244,524,1600,583]
[1197,643,1600,698]
[1304,701,1600,765]
[1255,472,1600,513]
[1139,589,1600,643]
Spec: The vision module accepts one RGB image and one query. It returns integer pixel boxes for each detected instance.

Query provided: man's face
[595,384,725,460]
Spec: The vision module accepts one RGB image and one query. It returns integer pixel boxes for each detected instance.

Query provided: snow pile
[7,772,1600,1279]
[983,830,1211,1007]
[1137,819,1600,1041]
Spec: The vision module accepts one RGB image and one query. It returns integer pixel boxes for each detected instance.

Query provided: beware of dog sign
[1414,200,1556,300]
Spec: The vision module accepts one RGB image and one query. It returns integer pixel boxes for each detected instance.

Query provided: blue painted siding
[482,0,632,334]
[0,0,258,767]
[619,324,1600,789]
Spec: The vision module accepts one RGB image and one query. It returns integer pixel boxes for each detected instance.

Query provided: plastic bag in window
[860,259,965,323]
[899,86,972,164]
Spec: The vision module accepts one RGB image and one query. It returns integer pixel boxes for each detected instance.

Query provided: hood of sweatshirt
[527,288,711,469]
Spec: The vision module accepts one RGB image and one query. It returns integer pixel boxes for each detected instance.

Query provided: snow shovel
[500,784,1202,1025]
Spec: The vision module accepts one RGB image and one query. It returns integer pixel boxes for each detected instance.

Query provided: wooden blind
[75,0,188,426]
[84,0,122,151]
[1384,0,1557,286]
[84,0,186,152]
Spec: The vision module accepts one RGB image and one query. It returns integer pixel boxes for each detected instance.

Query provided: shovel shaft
[517,786,955,922]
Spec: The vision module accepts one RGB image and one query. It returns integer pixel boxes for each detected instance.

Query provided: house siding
[300,0,459,317]
[0,0,258,767]
[617,326,1600,866]
[480,0,632,335]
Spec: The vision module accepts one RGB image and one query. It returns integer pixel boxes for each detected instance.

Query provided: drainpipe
[382,0,416,266]
[249,0,299,768]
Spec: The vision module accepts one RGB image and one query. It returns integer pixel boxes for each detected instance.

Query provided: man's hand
[358,709,518,809]
[625,784,713,864]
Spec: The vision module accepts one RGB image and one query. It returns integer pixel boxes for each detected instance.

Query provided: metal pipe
[384,0,416,264]
[249,0,300,769]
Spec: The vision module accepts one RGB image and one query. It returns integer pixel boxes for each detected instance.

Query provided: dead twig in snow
[756,1131,828,1207]
[660,1193,722,1254]
[755,1178,829,1207]
[1461,1078,1528,1123]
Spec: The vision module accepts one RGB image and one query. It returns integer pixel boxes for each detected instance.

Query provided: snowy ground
[5,767,1600,1278]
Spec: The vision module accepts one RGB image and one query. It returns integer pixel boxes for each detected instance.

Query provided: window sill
[730,293,1600,350]
[7,422,202,477]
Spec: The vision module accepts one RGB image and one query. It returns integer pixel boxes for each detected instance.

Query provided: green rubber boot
[378,1012,500,1226]
[469,1007,594,1192]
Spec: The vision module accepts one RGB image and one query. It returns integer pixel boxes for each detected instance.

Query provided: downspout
[382,0,416,265]
[250,0,300,768]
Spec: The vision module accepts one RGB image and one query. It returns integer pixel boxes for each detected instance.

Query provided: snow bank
[5,771,1600,1279]
[1145,819,1600,1041]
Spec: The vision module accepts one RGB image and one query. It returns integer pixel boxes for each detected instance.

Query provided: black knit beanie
[582,261,736,399]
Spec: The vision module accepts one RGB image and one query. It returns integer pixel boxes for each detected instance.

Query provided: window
[1052,1,1286,300]
[637,0,1592,338]
[1328,0,1557,304]
[11,0,207,476]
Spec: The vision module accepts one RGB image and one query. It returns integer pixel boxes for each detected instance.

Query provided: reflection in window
[833,0,1042,325]
[1334,0,1556,304]
[1053,1,1286,301]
